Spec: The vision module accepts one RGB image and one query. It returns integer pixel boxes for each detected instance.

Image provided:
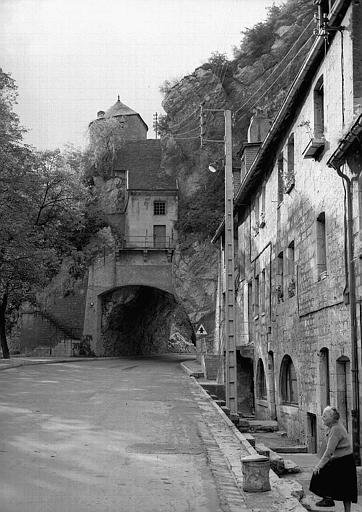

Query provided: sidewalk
[181,358,306,512]
[181,358,362,512]
[0,355,96,371]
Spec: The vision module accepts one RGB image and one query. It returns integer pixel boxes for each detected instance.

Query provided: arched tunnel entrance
[100,285,195,356]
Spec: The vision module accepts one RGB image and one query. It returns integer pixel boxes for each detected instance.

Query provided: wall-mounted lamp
[89,301,94,308]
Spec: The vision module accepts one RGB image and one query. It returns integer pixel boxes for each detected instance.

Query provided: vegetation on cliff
[160,0,316,244]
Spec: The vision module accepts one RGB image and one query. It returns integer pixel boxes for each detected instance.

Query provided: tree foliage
[0,69,109,358]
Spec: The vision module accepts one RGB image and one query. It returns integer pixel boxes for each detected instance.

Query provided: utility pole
[200,106,238,416]
[223,110,238,416]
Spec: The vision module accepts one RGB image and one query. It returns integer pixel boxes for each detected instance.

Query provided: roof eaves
[327,113,362,168]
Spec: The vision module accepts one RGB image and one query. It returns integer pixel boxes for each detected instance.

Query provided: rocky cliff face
[159,0,316,335]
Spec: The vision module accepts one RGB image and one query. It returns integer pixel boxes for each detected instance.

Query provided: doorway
[153,225,166,248]
[307,412,317,453]
[336,356,351,430]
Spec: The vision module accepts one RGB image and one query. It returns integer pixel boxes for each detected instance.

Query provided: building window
[260,184,266,227]
[256,359,267,400]
[248,281,253,338]
[316,212,327,278]
[319,348,330,412]
[280,355,298,405]
[285,134,295,193]
[254,275,260,318]
[154,201,166,215]
[277,252,284,302]
[314,76,324,138]
[253,195,260,234]
[277,153,284,204]
[287,241,295,298]
[260,269,266,313]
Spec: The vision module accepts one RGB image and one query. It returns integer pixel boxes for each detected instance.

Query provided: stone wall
[215,4,361,450]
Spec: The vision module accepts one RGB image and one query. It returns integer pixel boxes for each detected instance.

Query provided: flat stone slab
[274,445,308,453]
[247,420,278,432]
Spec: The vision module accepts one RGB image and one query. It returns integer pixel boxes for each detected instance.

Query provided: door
[307,413,317,453]
[153,225,166,248]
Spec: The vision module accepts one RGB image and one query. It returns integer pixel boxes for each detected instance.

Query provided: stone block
[273,445,307,454]
[243,433,256,447]
[255,443,270,458]
[283,459,301,474]
[269,450,285,476]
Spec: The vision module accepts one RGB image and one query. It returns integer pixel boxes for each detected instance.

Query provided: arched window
[256,359,267,400]
[280,355,298,405]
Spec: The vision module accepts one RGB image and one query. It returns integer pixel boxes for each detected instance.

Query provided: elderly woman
[309,406,357,511]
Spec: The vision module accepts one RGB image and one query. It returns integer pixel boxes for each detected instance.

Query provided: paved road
[0,355,240,512]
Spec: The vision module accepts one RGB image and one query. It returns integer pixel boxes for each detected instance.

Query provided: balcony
[117,236,176,251]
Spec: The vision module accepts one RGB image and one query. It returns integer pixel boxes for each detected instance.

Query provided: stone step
[283,458,301,474]
[273,445,308,454]
[243,433,256,447]
[209,394,218,400]
[214,399,226,407]
[237,418,251,433]
[247,419,278,432]
[255,443,270,458]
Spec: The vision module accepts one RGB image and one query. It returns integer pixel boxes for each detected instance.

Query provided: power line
[234,31,314,124]
[233,18,315,117]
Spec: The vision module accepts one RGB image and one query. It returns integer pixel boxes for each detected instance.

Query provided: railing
[117,236,176,250]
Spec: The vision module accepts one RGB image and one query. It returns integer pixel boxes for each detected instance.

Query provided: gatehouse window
[154,201,166,215]
[256,359,267,400]
[280,355,298,405]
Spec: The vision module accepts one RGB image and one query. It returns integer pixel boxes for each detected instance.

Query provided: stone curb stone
[180,361,306,512]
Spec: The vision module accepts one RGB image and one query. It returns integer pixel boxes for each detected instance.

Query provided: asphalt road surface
[0,356,231,512]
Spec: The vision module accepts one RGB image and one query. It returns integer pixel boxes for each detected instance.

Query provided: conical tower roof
[105,96,138,118]
[104,95,148,131]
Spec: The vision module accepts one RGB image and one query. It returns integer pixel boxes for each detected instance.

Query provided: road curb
[180,362,306,512]
[0,356,118,371]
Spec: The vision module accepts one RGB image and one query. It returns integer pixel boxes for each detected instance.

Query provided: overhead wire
[233,18,315,118]
[233,29,315,124]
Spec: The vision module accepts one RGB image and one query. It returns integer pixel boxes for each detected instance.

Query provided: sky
[0,0,277,150]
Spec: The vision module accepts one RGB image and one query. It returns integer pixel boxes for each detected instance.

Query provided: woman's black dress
[309,453,357,503]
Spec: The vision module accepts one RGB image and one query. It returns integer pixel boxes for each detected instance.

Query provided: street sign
[196,324,207,335]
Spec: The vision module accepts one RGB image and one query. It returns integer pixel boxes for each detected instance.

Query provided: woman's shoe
[315,498,335,507]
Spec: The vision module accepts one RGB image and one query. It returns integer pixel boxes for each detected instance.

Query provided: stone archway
[99,285,194,356]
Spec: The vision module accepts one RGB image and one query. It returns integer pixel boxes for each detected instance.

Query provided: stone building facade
[214,0,362,459]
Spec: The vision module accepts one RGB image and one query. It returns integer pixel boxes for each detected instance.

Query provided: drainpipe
[333,163,360,465]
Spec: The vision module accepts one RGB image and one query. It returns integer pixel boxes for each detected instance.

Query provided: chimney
[247,108,272,143]
[97,110,105,119]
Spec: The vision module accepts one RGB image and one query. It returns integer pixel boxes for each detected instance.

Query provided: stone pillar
[241,454,271,492]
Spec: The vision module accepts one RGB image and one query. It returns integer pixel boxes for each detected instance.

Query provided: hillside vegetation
[160,0,316,244]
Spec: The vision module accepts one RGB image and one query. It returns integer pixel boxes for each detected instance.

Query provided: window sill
[302,137,326,159]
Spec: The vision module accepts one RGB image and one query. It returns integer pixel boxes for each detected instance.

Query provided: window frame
[153,201,166,216]
[280,355,298,405]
